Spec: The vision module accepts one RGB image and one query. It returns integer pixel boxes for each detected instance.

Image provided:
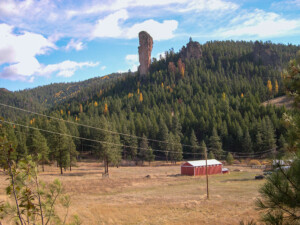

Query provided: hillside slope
[1,40,299,160]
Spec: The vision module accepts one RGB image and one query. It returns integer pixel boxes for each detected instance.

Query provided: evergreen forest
[1,40,300,172]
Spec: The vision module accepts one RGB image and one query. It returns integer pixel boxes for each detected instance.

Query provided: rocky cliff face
[180,39,202,60]
[138,31,153,76]
[252,41,280,67]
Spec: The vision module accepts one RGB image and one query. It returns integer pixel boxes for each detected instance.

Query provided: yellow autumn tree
[267,80,273,93]
[161,82,164,88]
[139,93,143,102]
[241,93,244,98]
[60,109,64,115]
[68,111,70,116]
[275,80,279,94]
[222,92,226,100]
[79,104,83,113]
[128,93,133,98]
[104,103,108,115]
[94,101,98,107]
[137,88,140,94]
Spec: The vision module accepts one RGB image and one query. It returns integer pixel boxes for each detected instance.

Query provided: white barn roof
[183,159,222,167]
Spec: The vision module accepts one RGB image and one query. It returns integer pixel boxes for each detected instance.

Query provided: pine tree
[242,129,253,153]
[169,133,183,164]
[277,135,288,159]
[208,151,215,159]
[138,134,149,165]
[128,134,138,162]
[92,116,121,175]
[14,127,28,163]
[145,147,155,165]
[48,119,70,174]
[200,141,206,160]
[226,152,234,165]
[209,128,223,159]
[190,129,199,159]
[67,137,78,171]
[26,129,49,172]
[158,120,169,162]
[261,117,277,153]
[255,130,263,153]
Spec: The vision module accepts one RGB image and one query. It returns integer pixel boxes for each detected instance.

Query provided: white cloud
[67,0,237,17]
[126,19,178,40]
[217,9,300,38]
[125,54,138,72]
[92,10,178,40]
[0,0,238,40]
[0,23,55,80]
[101,66,107,70]
[178,0,238,12]
[65,39,84,51]
[40,60,99,77]
[271,0,300,10]
[0,23,98,81]
[92,10,129,38]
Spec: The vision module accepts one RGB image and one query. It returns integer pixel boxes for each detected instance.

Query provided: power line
[0,102,195,148]
[2,119,276,159]
[0,119,202,156]
[1,102,272,153]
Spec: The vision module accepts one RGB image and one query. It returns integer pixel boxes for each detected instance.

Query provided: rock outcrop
[180,38,202,61]
[252,41,280,67]
[138,31,153,76]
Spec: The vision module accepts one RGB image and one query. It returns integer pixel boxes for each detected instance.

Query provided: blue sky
[0,0,299,91]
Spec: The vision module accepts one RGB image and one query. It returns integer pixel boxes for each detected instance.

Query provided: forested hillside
[0,73,125,119]
[1,40,299,170]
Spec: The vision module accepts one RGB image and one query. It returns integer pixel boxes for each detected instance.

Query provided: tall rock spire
[138,31,153,76]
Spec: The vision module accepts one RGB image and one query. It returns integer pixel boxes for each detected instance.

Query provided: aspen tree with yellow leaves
[104,103,108,115]
[139,93,143,102]
[267,80,273,93]
[222,92,226,100]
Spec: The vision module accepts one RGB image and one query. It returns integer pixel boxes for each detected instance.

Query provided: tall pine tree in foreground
[256,52,300,225]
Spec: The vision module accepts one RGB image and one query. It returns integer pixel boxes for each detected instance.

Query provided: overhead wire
[0,102,197,148]
[2,119,277,159]
[0,102,281,155]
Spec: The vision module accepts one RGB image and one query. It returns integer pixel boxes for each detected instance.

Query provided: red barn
[181,159,222,176]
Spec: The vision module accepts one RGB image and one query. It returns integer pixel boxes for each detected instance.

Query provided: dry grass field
[0,161,266,225]
[262,95,294,109]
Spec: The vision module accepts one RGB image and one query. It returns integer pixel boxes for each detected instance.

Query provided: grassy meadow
[0,161,266,225]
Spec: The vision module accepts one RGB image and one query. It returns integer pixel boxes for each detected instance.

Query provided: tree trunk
[42,163,44,172]
[60,165,63,175]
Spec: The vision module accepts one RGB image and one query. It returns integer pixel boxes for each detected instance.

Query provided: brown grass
[262,95,294,109]
[0,161,266,225]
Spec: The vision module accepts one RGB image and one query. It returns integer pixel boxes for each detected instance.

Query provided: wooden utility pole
[205,147,209,199]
